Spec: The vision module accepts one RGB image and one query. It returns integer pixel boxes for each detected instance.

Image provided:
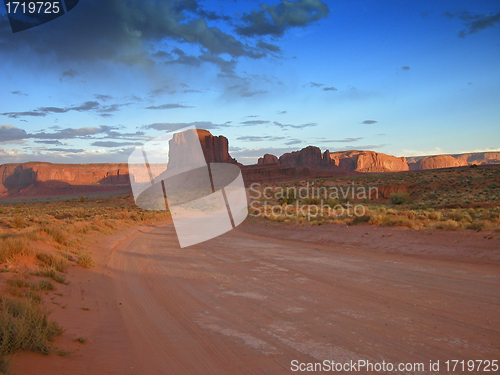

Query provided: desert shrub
[36,253,68,273]
[11,216,26,229]
[466,221,486,232]
[79,196,86,203]
[77,252,96,268]
[30,281,54,291]
[6,279,29,289]
[434,220,461,231]
[31,267,67,284]
[369,214,387,225]
[41,226,68,245]
[448,210,472,223]
[0,237,33,263]
[325,199,340,208]
[302,197,321,205]
[384,217,416,229]
[0,296,62,356]
[350,212,372,225]
[427,211,441,221]
[74,337,88,344]
[278,190,297,205]
[390,192,410,205]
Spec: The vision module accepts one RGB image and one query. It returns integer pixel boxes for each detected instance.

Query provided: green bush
[390,192,410,205]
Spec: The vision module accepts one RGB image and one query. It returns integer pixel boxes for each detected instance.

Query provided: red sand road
[12,222,500,374]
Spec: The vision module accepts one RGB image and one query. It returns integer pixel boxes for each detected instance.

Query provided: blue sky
[1,0,499,165]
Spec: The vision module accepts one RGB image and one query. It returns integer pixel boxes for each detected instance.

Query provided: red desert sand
[11,219,499,374]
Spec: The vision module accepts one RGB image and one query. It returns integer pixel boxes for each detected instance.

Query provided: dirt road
[13,222,500,374]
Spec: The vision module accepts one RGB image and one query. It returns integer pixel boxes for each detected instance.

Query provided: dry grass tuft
[0,296,62,356]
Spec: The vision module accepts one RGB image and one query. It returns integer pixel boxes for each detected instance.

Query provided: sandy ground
[11,221,500,374]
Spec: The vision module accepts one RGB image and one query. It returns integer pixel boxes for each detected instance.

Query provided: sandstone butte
[1,129,499,197]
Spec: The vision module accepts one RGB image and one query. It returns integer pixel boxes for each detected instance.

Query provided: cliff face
[167,129,237,170]
[0,162,130,196]
[196,129,237,164]
[453,152,500,165]
[414,155,468,170]
[257,154,279,165]
[279,146,324,169]
[277,148,409,172]
[407,152,500,170]
[328,151,409,173]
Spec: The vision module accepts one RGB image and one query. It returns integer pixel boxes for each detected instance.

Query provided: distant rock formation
[1,128,499,198]
[407,152,500,170]
[279,146,324,169]
[0,162,129,197]
[412,155,468,170]
[328,151,409,173]
[196,129,237,164]
[257,154,279,165]
[453,152,500,166]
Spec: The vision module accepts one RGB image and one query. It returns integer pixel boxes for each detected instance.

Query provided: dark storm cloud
[362,120,377,124]
[0,0,277,75]
[277,110,287,114]
[273,121,317,129]
[323,87,337,91]
[445,10,500,37]
[236,135,285,141]
[11,91,28,96]
[145,103,193,110]
[401,66,410,70]
[236,0,329,37]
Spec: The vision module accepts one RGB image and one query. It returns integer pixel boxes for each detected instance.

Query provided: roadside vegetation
[0,195,170,370]
[250,165,500,231]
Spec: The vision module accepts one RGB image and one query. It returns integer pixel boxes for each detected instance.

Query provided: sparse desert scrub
[30,267,67,284]
[250,166,500,232]
[0,296,62,357]
[77,252,96,269]
[0,237,33,264]
[36,253,68,273]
